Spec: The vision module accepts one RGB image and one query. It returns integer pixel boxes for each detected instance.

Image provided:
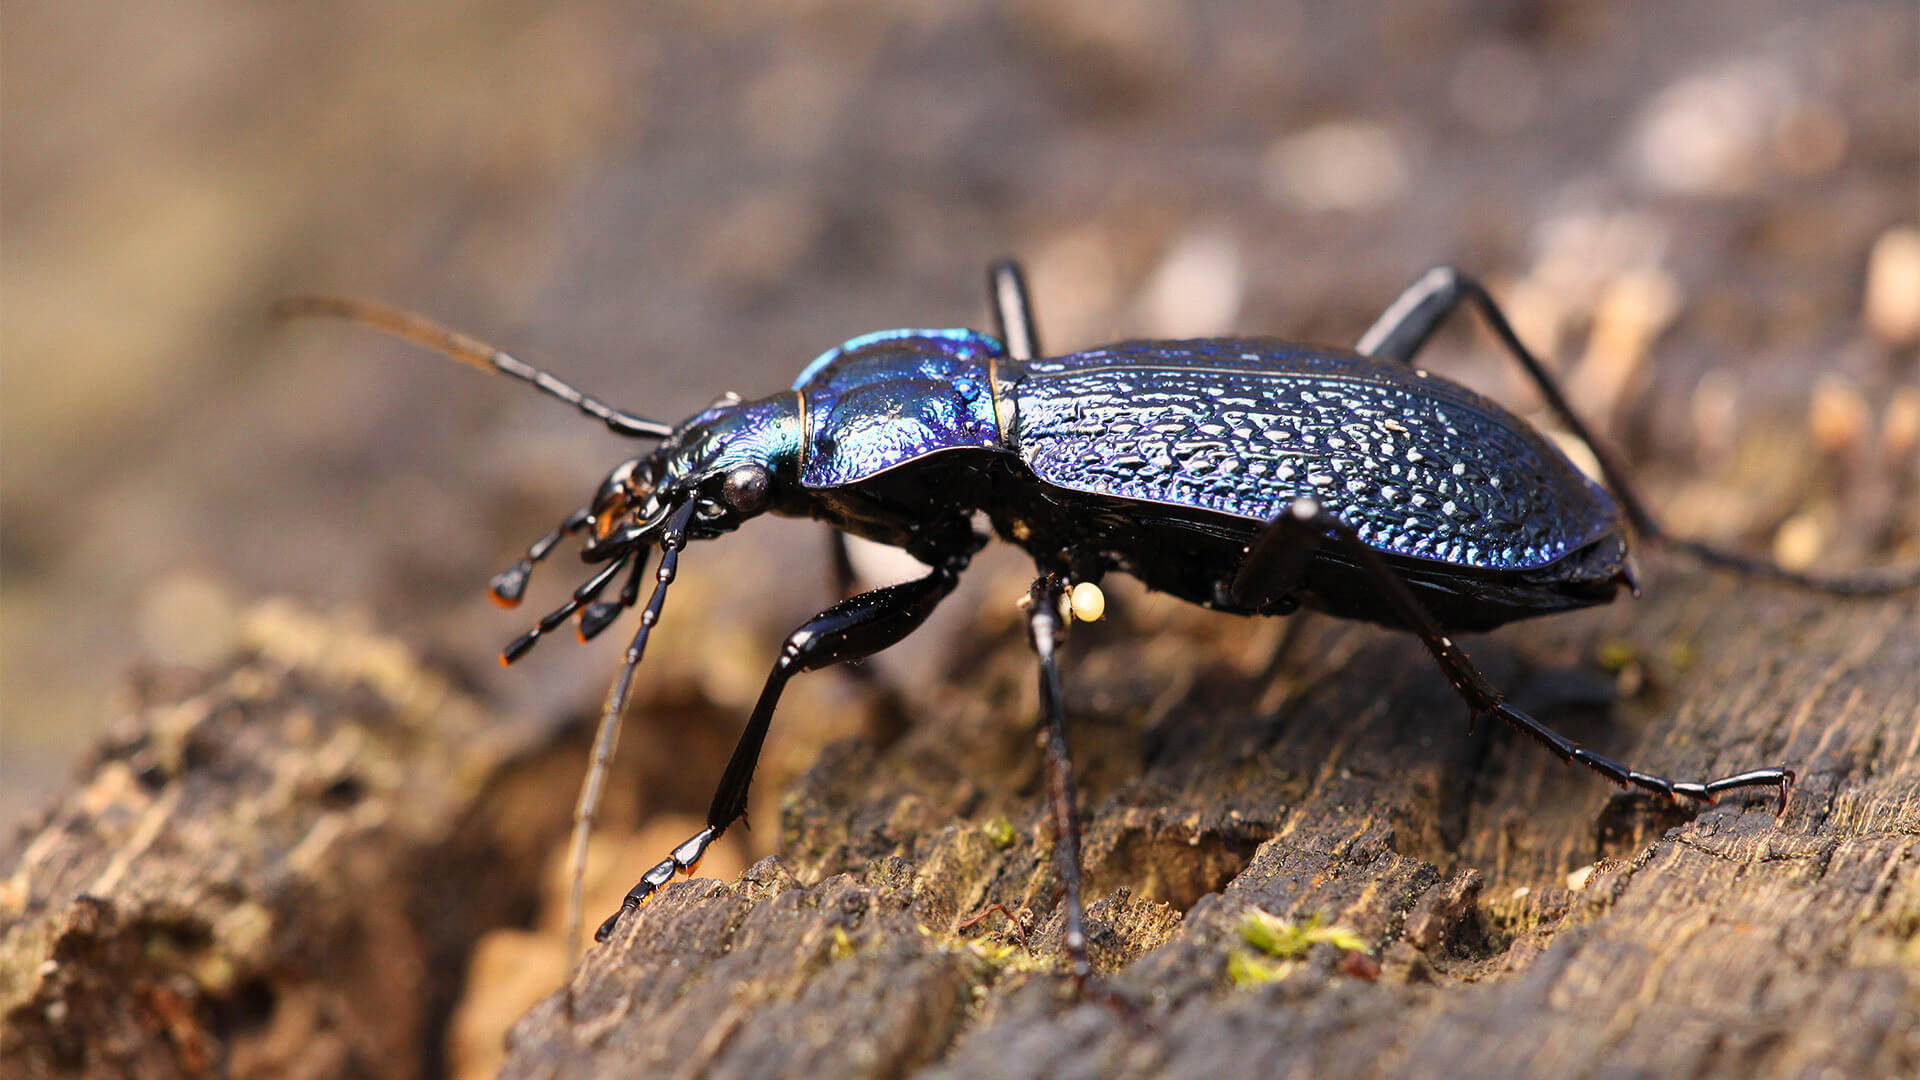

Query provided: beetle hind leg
[1236,500,1794,808]
[1361,266,1920,595]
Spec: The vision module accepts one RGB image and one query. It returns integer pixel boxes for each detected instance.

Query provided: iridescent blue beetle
[278,260,1919,980]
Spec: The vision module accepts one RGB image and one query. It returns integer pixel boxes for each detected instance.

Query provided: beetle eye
[722,464,771,514]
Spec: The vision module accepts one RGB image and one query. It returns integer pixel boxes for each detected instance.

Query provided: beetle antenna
[272,295,675,438]
[563,498,699,998]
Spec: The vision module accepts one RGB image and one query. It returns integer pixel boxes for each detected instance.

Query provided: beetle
[278,260,1919,981]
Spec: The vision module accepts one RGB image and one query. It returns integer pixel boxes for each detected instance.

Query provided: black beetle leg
[1360,266,1920,595]
[820,531,916,746]
[1242,500,1795,807]
[500,557,626,664]
[1226,514,1321,693]
[988,257,1041,362]
[1023,574,1094,984]
[996,263,1096,978]
[488,506,592,606]
[1354,265,1465,364]
[594,557,967,944]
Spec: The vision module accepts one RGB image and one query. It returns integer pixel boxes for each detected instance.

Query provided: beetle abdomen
[1010,339,1617,571]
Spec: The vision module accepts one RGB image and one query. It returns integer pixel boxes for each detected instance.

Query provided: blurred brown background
[4,0,1916,832]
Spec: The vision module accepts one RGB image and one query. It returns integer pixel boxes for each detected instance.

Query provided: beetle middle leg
[1231,500,1793,805]
[1021,574,1095,983]
[594,555,968,943]
[1359,266,1920,595]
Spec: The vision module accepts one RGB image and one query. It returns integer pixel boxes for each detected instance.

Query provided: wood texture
[503,566,1920,1080]
[11,552,1910,1079]
[1,604,588,1079]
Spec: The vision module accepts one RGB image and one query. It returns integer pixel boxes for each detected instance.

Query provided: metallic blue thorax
[793,329,1008,488]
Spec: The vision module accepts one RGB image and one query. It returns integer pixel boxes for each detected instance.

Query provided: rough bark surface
[504,567,1920,1080]
[9,560,1913,1080]
[0,604,589,1080]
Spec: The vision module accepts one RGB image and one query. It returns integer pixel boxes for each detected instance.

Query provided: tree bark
[5,567,1916,1080]
[502,565,1920,1080]
[1,604,588,1080]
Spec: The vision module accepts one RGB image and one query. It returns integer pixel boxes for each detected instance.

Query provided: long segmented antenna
[272,295,676,438]
[563,499,699,986]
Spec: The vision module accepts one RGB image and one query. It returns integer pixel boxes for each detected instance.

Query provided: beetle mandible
[278,259,1920,982]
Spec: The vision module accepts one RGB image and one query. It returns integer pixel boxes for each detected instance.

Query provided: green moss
[1227,910,1369,989]
[980,816,1017,849]
[1596,639,1641,672]
[1664,639,1699,672]
[1227,949,1296,987]
[915,921,1055,975]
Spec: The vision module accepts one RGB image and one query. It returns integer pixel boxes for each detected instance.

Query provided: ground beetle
[278,260,1920,982]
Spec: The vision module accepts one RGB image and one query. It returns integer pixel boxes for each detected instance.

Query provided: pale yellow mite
[1069,581,1106,623]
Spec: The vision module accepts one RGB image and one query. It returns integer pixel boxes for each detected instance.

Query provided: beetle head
[584,391,804,556]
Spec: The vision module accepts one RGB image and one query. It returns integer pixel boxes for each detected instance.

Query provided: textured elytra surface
[1011,340,1619,570]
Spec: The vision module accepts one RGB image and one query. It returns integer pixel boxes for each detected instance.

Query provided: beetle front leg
[1239,500,1794,806]
[1022,574,1094,984]
[1360,266,1920,595]
[594,558,965,943]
